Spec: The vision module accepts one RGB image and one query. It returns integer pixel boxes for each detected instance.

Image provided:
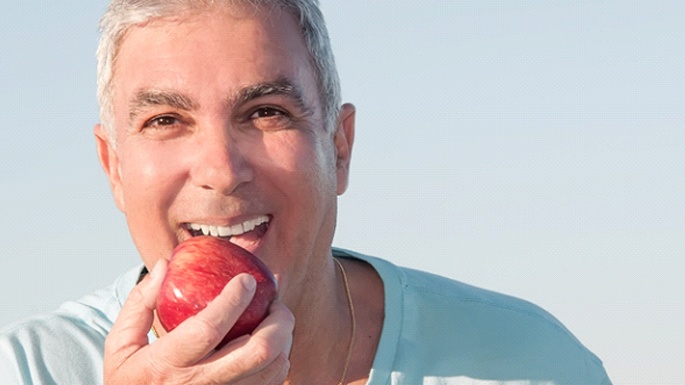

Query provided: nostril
[189,143,254,195]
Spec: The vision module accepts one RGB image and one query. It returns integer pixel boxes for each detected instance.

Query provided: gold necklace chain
[333,257,356,385]
[150,259,357,385]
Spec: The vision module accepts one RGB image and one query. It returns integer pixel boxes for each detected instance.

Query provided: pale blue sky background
[1,1,683,383]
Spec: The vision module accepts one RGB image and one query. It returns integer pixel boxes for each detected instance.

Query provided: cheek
[260,134,337,198]
[116,143,189,265]
[118,144,185,218]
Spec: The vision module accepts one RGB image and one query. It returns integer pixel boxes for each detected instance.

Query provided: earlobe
[94,124,126,212]
[334,103,356,195]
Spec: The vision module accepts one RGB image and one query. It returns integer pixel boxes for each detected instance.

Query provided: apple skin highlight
[156,236,277,348]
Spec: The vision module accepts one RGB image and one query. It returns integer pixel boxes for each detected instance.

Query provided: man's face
[95,6,354,303]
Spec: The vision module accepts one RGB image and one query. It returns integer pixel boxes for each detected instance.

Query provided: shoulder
[0,265,144,384]
[337,248,571,333]
[334,248,611,385]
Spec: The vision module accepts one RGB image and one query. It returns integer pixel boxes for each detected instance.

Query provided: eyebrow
[128,77,313,124]
[128,89,198,123]
[230,77,312,115]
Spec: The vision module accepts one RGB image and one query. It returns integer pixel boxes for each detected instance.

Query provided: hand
[104,259,294,385]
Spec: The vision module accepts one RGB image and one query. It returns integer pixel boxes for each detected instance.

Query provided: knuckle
[104,325,137,359]
[273,352,290,377]
[148,356,196,385]
[126,284,147,305]
[187,315,225,346]
[248,336,280,365]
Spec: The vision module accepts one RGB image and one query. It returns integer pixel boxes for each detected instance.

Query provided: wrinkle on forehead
[115,5,321,130]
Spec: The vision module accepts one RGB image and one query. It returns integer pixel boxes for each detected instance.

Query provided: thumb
[105,260,167,362]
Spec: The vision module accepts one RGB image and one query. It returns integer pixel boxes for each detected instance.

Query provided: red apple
[156,236,277,348]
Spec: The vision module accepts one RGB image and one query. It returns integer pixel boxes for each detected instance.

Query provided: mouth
[183,215,270,249]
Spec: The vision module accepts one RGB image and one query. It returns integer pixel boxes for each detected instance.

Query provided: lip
[184,215,270,236]
[179,214,272,254]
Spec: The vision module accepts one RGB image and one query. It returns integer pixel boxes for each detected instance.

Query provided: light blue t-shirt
[0,249,612,384]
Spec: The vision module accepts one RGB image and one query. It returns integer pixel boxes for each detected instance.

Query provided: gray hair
[96,0,341,140]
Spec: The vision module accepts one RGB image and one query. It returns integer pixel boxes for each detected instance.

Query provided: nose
[189,125,254,195]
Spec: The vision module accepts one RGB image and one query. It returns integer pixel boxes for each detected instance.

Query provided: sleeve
[0,313,108,385]
[0,332,30,384]
[0,268,138,384]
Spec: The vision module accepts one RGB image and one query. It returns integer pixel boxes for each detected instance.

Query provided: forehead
[110,5,319,119]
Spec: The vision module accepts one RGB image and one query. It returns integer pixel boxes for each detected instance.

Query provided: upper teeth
[187,215,269,237]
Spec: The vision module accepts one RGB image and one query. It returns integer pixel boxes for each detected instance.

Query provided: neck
[285,256,354,384]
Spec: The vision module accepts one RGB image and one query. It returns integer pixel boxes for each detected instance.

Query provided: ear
[334,103,356,195]
[94,124,126,212]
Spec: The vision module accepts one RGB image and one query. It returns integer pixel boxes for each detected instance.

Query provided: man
[0,0,612,384]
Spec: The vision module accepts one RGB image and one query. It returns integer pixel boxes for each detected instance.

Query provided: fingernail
[241,274,257,292]
[150,259,164,278]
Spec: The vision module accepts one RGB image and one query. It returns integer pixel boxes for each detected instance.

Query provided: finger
[265,352,291,385]
[151,273,257,367]
[232,352,290,385]
[105,260,167,362]
[201,300,295,380]
[252,301,295,358]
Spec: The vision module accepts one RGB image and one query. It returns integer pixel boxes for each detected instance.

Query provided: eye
[250,107,288,119]
[248,107,292,131]
[143,114,183,130]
